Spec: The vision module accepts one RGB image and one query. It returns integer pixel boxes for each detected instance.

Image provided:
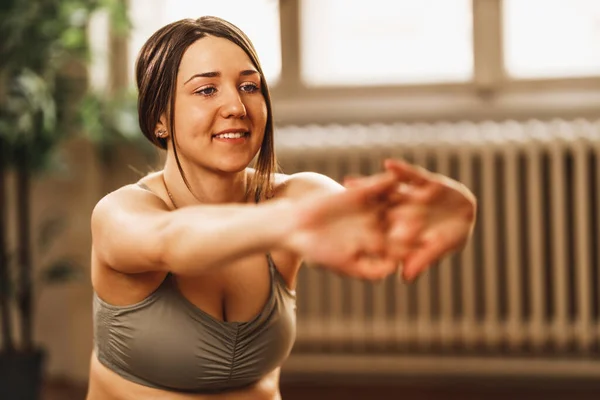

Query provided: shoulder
[271,171,344,201]
[91,179,169,231]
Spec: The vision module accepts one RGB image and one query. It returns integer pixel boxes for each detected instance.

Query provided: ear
[154,115,168,138]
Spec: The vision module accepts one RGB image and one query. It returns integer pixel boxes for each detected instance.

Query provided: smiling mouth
[212,132,249,139]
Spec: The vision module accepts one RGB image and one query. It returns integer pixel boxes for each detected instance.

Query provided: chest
[94,266,297,393]
[174,253,276,323]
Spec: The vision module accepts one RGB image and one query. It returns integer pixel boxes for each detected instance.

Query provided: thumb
[384,159,427,185]
[347,172,396,203]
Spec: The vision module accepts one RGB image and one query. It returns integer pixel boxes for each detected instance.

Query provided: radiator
[274,119,600,373]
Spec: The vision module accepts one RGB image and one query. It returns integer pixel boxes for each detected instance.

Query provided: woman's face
[169,35,267,173]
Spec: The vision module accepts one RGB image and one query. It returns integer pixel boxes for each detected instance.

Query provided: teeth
[215,132,246,139]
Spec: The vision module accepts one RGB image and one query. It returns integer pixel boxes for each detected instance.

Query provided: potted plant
[0,0,136,398]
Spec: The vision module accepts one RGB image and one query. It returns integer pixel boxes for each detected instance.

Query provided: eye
[240,82,259,93]
[194,86,217,96]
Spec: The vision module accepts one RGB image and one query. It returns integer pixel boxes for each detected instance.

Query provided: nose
[220,87,247,119]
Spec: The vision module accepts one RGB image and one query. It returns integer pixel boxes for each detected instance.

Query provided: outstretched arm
[91,172,398,278]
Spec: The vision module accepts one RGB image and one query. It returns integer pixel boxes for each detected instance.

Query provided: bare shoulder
[91,179,170,269]
[92,181,168,230]
[271,171,344,201]
[93,170,168,219]
[91,183,170,302]
[91,178,172,296]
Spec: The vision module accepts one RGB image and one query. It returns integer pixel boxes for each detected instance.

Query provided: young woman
[87,16,476,400]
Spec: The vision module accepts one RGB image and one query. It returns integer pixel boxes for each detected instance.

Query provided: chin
[214,161,251,174]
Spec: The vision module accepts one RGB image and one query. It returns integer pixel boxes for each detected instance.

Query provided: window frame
[111,0,600,126]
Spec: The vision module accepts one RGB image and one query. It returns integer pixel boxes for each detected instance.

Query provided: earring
[156,129,168,138]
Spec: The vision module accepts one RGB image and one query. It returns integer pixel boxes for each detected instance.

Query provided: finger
[387,204,427,226]
[316,174,394,219]
[401,238,449,282]
[346,172,397,204]
[387,204,425,234]
[344,172,390,189]
[353,255,397,281]
[387,244,413,260]
[384,159,430,185]
[359,227,386,256]
[386,225,423,259]
[350,209,389,256]
[387,225,422,258]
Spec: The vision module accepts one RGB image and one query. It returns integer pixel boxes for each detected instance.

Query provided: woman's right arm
[92,173,398,278]
[91,186,295,276]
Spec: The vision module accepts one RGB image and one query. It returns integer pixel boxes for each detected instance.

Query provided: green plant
[79,88,156,163]
[0,0,136,356]
[5,215,84,304]
[0,68,64,353]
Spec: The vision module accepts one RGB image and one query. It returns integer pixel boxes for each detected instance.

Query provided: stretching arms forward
[92,159,475,282]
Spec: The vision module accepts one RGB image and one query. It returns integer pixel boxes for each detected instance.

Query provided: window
[504,0,600,79]
[88,11,110,91]
[127,0,282,85]
[95,0,600,124]
[300,0,473,86]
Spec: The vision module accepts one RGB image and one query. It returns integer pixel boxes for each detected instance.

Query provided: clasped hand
[292,159,476,282]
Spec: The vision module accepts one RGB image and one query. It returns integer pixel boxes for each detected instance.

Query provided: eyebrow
[184,69,259,85]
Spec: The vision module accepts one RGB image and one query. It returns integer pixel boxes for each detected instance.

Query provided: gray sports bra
[93,254,297,393]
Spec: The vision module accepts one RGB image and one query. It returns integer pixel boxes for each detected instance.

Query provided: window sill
[271,86,600,126]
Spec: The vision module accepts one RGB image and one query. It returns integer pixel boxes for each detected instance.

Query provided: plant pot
[0,348,46,400]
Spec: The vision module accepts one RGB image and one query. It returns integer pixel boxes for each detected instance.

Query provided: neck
[163,157,249,207]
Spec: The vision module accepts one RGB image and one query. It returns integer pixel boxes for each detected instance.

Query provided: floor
[43,379,87,400]
[43,376,600,400]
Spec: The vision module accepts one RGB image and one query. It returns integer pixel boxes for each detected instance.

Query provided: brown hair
[135,16,277,201]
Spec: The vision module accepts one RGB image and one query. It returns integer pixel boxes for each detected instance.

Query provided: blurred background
[1,0,600,399]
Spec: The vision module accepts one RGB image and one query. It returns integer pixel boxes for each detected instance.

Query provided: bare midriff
[86,353,282,400]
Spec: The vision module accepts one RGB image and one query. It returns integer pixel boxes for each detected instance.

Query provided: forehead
[178,35,255,77]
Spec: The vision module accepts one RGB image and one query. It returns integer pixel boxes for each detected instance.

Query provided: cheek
[251,100,268,127]
[261,103,268,123]
[175,103,212,136]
